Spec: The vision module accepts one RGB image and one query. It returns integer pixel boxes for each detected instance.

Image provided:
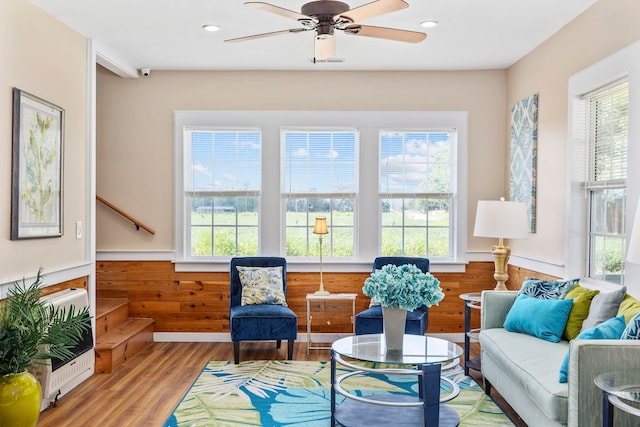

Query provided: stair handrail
[96,195,156,235]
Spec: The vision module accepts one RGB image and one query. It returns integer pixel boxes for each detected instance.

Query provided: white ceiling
[32,0,598,74]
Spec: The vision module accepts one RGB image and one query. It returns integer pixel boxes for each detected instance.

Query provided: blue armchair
[229,257,298,364]
[355,256,430,336]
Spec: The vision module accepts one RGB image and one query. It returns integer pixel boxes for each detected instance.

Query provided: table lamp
[313,216,330,295]
[474,198,529,290]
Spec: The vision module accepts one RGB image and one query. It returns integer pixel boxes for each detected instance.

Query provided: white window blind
[585,81,629,185]
[185,129,261,193]
[282,129,357,195]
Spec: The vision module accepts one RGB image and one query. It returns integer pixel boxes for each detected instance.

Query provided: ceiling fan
[225,0,427,61]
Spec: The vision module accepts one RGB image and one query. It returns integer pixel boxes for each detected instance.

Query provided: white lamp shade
[474,200,529,239]
[627,199,640,264]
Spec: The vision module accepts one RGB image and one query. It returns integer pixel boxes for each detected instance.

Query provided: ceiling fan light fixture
[227,1,426,57]
[202,24,221,32]
[420,20,439,28]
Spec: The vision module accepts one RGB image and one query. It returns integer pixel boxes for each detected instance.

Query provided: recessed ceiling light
[420,21,439,28]
[202,24,221,32]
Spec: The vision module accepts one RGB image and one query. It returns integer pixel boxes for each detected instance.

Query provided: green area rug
[164,360,513,426]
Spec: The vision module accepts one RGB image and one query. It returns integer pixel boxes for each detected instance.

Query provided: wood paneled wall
[42,276,88,297]
[96,261,556,334]
[0,276,88,301]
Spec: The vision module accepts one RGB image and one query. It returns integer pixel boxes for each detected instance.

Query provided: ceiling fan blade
[225,28,308,43]
[344,25,426,43]
[337,0,408,24]
[314,36,336,60]
[245,2,310,21]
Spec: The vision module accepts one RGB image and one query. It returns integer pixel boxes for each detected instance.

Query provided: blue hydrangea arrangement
[363,263,444,310]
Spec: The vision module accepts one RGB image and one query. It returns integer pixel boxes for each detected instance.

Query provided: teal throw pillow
[621,312,640,339]
[559,315,626,382]
[504,294,573,343]
[518,277,579,300]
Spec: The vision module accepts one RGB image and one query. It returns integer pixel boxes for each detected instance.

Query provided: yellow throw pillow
[617,294,640,323]
[563,285,600,340]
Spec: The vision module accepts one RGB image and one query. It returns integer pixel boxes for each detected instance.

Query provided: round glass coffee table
[595,371,640,426]
[330,334,463,427]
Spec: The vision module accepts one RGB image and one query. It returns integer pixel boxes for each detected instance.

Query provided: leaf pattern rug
[163,360,513,427]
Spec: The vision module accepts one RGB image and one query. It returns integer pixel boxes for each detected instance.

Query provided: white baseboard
[154,331,465,343]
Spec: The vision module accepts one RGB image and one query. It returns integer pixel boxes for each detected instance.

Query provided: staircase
[94,298,155,373]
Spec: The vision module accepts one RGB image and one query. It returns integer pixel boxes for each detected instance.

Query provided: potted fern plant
[0,269,91,427]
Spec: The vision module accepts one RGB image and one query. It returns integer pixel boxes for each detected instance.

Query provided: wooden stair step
[95,317,154,348]
[95,298,130,339]
[96,297,129,318]
[95,317,155,373]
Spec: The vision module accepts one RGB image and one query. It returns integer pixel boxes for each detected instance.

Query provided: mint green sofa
[480,290,640,427]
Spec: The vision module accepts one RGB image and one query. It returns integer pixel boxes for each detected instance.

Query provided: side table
[459,292,482,375]
[306,293,357,353]
[595,370,640,426]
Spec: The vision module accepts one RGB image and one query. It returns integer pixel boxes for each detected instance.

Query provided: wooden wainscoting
[508,264,560,284]
[96,261,556,335]
[43,276,88,297]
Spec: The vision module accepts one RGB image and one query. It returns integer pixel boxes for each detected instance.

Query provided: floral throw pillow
[517,277,579,300]
[621,312,640,339]
[237,266,287,306]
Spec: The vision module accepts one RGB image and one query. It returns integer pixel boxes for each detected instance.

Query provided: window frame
[378,129,457,260]
[183,127,262,258]
[281,127,359,259]
[566,40,640,290]
[583,81,629,285]
[174,111,468,272]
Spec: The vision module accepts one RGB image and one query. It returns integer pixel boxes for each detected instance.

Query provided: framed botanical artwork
[11,88,64,239]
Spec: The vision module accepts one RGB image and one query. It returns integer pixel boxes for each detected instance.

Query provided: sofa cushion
[504,294,573,343]
[480,328,570,423]
[581,286,626,331]
[559,315,626,382]
[518,277,579,300]
[617,294,640,323]
[562,285,600,340]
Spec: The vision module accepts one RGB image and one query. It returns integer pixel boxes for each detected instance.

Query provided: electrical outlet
[76,221,82,239]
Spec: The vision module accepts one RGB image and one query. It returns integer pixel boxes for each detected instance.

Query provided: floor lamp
[313,216,330,295]
[474,198,529,290]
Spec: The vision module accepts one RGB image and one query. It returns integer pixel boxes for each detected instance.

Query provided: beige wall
[96,69,507,252]
[506,0,640,266]
[1,1,88,280]
[96,0,640,272]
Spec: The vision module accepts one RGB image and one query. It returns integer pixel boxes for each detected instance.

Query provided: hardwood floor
[37,341,526,426]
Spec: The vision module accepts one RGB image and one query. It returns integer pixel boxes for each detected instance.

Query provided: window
[379,130,455,259]
[282,128,357,257]
[174,110,467,270]
[183,128,261,257]
[584,81,629,284]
